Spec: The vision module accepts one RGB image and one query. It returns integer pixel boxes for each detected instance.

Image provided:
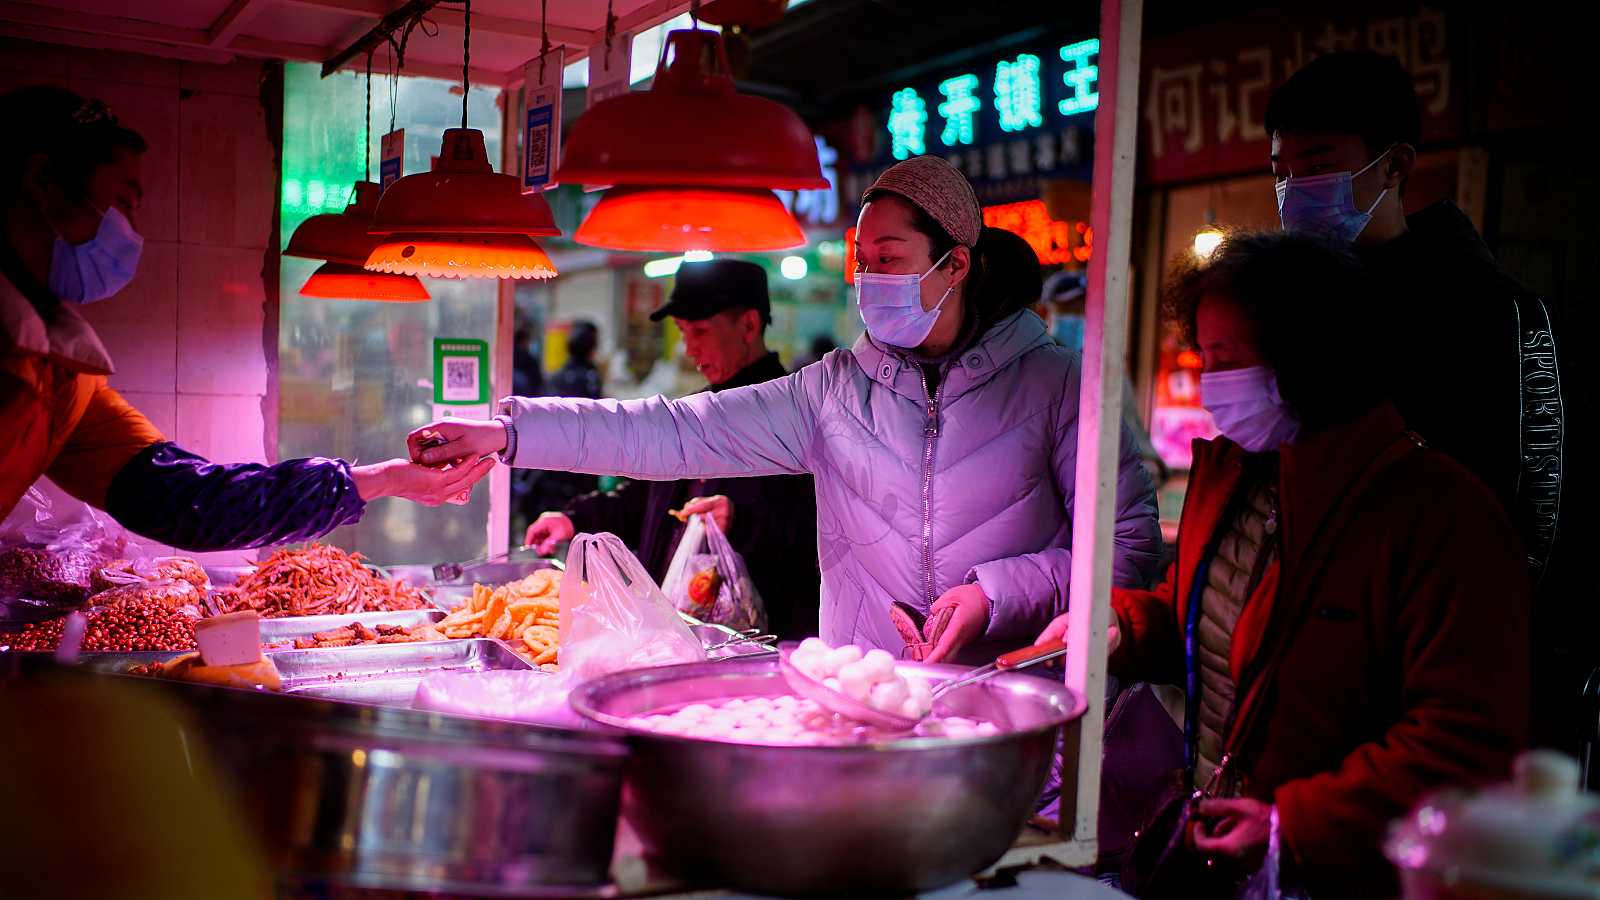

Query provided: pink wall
[1,38,280,564]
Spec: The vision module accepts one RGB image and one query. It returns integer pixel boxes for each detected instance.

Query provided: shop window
[278,62,503,565]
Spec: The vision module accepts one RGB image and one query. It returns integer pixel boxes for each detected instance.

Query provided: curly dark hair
[1164,230,1384,431]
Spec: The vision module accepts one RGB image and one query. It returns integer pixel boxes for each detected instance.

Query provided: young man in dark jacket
[1267,51,1582,752]
[524,260,820,640]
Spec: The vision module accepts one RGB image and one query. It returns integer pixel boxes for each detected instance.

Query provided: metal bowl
[63,670,629,896]
[570,657,1085,896]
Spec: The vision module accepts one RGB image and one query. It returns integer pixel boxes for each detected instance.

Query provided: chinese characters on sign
[995,54,1044,132]
[889,88,928,160]
[776,137,841,226]
[1058,39,1100,116]
[882,38,1099,167]
[1141,6,1453,184]
[938,75,982,147]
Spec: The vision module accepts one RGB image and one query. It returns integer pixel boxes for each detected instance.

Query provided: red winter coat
[1111,404,1529,895]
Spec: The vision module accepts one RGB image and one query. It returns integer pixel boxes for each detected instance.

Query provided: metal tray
[273,638,537,706]
[258,609,446,646]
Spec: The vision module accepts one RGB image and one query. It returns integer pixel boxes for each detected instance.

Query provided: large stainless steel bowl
[54,669,629,896]
[571,657,1085,896]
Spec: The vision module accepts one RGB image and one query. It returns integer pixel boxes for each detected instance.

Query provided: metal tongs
[704,628,779,658]
[780,638,1069,731]
[432,550,565,584]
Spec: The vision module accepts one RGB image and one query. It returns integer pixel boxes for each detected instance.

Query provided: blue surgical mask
[1275,148,1392,243]
[1200,365,1301,453]
[49,206,143,304]
[855,248,954,349]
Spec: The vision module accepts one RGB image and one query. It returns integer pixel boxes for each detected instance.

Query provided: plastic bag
[0,488,136,625]
[414,670,589,730]
[559,532,705,683]
[414,533,703,728]
[660,514,766,633]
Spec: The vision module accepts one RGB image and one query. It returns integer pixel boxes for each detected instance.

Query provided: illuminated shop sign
[886,39,1100,161]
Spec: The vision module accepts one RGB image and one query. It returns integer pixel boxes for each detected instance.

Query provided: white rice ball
[869,678,909,712]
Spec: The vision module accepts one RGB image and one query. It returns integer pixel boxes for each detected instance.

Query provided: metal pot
[98,672,629,896]
[570,657,1085,896]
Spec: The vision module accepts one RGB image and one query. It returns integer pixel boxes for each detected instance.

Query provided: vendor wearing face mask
[0,87,491,549]
[1035,231,1529,897]
[410,156,1162,664]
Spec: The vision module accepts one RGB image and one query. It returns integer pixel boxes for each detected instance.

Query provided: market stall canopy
[0,0,701,85]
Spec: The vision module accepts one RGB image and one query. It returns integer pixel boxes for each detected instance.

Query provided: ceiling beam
[278,0,392,15]
[0,1,213,46]
[426,5,592,47]
[0,20,236,65]
[207,0,272,46]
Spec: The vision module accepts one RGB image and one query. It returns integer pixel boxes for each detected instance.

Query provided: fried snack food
[281,621,449,650]
[215,544,429,618]
[437,570,562,666]
[131,652,283,691]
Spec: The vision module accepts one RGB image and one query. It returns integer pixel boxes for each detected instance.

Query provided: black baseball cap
[649,259,771,324]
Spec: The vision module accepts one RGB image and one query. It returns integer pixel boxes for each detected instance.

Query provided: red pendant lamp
[366,128,559,279]
[284,54,430,301]
[365,1,559,280]
[556,27,823,252]
[300,261,431,301]
[575,184,803,251]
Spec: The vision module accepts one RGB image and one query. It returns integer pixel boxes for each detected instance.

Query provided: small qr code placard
[442,356,480,402]
[526,122,551,180]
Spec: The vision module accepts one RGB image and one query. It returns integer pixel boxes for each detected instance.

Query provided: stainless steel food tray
[258,609,446,646]
[271,637,536,706]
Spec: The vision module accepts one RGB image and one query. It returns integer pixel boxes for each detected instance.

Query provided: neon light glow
[1059,39,1100,116]
[888,88,927,160]
[937,74,981,147]
[982,200,1092,265]
[995,54,1044,132]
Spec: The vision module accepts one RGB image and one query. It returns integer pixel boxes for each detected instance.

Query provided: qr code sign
[525,122,551,180]
[442,356,480,401]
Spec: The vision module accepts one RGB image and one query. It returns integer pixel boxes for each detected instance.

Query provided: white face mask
[1275,148,1392,243]
[855,248,955,349]
[48,205,144,304]
[1200,365,1301,452]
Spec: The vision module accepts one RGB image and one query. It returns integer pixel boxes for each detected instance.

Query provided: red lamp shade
[368,129,559,236]
[285,181,384,265]
[366,129,559,280]
[575,184,805,252]
[366,233,557,280]
[299,262,431,301]
[555,29,827,190]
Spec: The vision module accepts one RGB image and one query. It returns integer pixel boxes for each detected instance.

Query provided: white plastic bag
[413,533,703,728]
[0,487,137,625]
[558,532,705,683]
[660,514,766,632]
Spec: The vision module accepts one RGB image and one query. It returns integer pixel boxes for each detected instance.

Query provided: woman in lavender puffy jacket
[413,158,1162,665]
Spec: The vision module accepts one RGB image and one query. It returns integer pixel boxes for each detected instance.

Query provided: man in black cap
[524,259,820,640]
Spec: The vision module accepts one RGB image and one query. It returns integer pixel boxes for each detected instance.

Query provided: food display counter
[0,543,1086,898]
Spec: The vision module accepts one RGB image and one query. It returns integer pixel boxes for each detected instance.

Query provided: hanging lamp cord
[538,0,550,81]
[364,51,373,182]
[604,0,615,68]
[460,0,471,129]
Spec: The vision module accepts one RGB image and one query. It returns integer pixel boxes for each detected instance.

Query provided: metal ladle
[780,639,1069,731]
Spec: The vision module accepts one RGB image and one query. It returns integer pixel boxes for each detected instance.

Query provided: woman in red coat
[1039,231,1530,897]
